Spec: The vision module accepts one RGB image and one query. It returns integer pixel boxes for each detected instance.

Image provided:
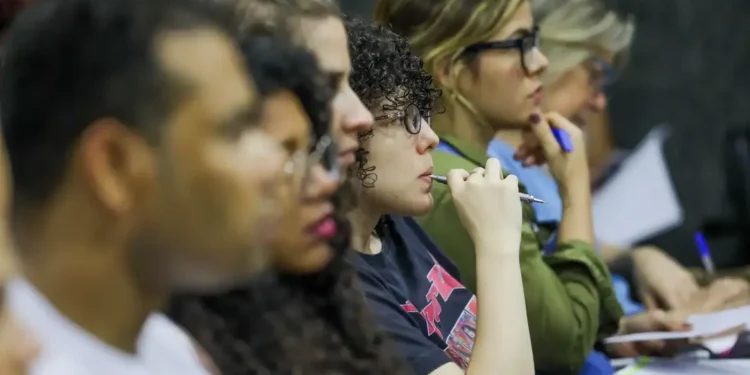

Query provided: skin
[269,15,374,273]
[16,28,285,353]
[446,1,548,132]
[354,102,438,217]
[262,91,338,273]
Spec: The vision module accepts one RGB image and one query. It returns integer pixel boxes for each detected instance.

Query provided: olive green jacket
[416,135,623,374]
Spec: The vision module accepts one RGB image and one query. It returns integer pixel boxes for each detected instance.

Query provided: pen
[694,231,715,275]
[429,175,545,204]
[551,128,574,153]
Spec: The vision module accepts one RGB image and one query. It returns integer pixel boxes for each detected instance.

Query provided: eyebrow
[221,102,263,130]
[507,27,533,38]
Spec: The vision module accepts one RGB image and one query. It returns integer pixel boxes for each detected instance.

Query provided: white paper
[592,125,684,247]
[615,359,750,375]
[604,304,750,344]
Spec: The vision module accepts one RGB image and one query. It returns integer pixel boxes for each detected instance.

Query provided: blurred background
[341,0,750,272]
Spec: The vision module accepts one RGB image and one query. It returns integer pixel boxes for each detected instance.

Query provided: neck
[346,203,382,255]
[434,100,496,149]
[16,207,167,354]
[495,128,525,149]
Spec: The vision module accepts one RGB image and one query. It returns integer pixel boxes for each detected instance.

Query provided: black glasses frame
[461,26,540,74]
[373,103,422,135]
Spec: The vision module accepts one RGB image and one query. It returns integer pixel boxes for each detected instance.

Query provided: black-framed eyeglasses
[284,134,340,195]
[373,103,423,134]
[461,26,541,75]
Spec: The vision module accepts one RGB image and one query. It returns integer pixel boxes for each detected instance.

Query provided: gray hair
[531,0,635,85]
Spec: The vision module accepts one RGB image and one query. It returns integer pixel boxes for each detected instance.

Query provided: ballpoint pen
[694,231,715,275]
[429,175,545,204]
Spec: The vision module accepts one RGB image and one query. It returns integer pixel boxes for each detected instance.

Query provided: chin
[275,243,334,274]
[398,194,433,216]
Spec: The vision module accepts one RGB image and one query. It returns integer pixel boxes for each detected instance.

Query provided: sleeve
[354,264,451,375]
[417,165,624,375]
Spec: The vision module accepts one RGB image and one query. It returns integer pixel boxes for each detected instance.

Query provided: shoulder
[30,353,90,375]
[140,314,207,373]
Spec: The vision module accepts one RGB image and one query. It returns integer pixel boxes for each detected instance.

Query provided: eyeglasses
[373,103,423,134]
[284,134,339,195]
[461,26,541,75]
[588,57,616,93]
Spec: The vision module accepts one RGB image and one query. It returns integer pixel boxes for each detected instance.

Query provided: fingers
[467,167,484,183]
[545,112,581,133]
[503,174,520,192]
[527,111,561,156]
[641,292,659,311]
[484,158,502,180]
[446,169,470,191]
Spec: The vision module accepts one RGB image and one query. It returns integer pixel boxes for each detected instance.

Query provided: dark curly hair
[168,35,410,375]
[346,17,441,189]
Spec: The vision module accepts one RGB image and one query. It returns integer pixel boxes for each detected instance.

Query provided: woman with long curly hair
[168,30,411,374]
[344,17,537,375]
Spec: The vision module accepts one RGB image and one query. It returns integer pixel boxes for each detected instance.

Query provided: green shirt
[416,135,623,374]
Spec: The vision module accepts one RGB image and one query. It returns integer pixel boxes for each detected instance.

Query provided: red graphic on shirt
[421,263,463,338]
[400,300,418,313]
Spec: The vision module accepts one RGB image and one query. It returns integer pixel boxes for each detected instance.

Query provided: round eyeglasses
[373,103,423,134]
[461,26,541,75]
[284,134,339,195]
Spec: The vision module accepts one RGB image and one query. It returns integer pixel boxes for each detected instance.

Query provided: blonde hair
[531,0,635,85]
[375,0,524,131]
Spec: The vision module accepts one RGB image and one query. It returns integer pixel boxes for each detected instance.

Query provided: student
[374,0,619,372]
[0,0,289,373]
[344,18,536,375]
[169,2,411,374]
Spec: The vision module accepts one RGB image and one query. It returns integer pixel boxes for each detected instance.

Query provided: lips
[420,166,434,178]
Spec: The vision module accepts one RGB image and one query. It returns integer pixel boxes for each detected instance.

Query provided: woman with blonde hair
[375,0,688,373]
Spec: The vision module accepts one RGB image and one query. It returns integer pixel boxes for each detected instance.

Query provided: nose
[302,164,338,201]
[588,91,607,112]
[337,86,374,135]
[417,117,440,154]
[528,48,549,76]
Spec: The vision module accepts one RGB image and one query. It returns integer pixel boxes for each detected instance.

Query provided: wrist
[473,235,521,258]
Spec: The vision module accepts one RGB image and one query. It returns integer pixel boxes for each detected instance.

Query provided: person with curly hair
[168,13,411,375]
[344,17,535,375]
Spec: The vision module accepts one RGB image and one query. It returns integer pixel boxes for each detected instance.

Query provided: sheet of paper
[592,125,684,247]
[604,304,750,344]
[615,359,750,374]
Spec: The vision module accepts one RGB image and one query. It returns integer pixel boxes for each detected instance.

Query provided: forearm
[521,250,600,374]
[557,182,594,244]
[467,247,534,375]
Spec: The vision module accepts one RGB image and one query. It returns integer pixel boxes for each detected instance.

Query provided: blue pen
[551,128,574,153]
[694,231,715,275]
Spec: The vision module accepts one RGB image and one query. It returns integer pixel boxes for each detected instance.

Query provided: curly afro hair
[168,35,410,375]
[346,17,441,188]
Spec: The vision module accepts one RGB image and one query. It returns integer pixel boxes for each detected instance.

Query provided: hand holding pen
[513,111,590,190]
[445,158,523,253]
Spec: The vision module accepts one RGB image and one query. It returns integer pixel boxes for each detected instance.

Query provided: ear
[78,119,155,216]
[431,56,454,89]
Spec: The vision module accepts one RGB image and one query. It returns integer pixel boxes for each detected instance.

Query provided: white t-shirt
[5,278,211,375]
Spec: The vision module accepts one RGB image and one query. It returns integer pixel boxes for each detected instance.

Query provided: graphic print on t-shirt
[444,296,477,368]
[400,257,478,369]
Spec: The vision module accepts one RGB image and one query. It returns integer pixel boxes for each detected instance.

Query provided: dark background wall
[340,0,750,268]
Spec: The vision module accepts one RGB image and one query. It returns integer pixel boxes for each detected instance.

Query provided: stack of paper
[605,305,750,344]
[615,358,750,374]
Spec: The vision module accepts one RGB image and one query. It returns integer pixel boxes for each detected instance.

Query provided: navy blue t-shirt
[348,215,477,375]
